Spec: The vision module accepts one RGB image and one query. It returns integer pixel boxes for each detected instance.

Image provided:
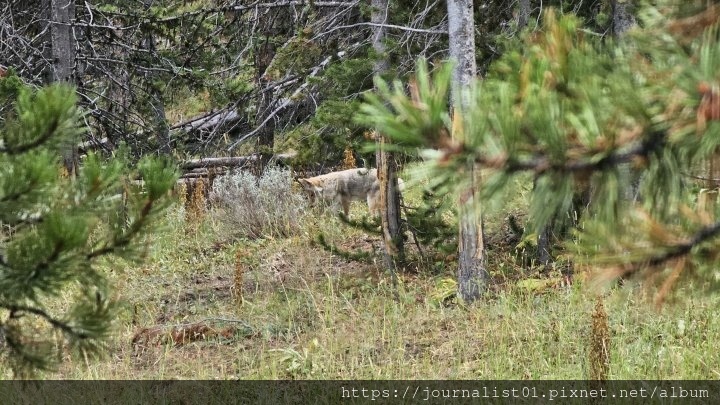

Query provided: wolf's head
[297,178,322,203]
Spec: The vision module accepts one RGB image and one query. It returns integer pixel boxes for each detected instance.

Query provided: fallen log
[181,152,296,171]
[179,171,225,180]
[181,156,255,170]
[171,109,243,133]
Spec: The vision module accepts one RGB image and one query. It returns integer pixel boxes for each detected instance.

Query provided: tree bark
[372,0,404,270]
[611,0,635,38]
[517,0,531,30]
[45,0,78,174]
[253,14,287,174]
[142,0,171,155]
[447,0,488,302]
[46,0,75,84]
[447,0,476,96]
[377,138,404,268]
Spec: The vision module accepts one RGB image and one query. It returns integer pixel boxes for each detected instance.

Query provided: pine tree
[0,78,177,376]
[359,2,720,299]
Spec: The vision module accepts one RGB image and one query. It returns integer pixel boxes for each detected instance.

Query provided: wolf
[297,168,403,216]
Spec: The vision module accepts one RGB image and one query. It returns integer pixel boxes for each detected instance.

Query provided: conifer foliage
[0,79,177,376]
[359,3,720,294]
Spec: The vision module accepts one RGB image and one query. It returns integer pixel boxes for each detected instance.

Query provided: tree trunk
[255,83,276,174]
[45,0,78,174]
[517,0,531,30]
[377,139,404,268]
[610,0,635,38]
[447,0,477,94]
[46,0,75,84]
[612,0,639,202]
[142,0,171,155]
[447,0,488,302]
[372,0,404,270]
[253,24,281,175]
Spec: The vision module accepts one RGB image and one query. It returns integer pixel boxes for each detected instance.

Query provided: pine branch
[0,178,40,204]
[0,115,60,154]
[645,220,720,268]
[86,198,155,260]
[476,130,666,176]
[593,219,720,276]
[1,303,89,339]
[35,241,64,274]
[0,240,64,292]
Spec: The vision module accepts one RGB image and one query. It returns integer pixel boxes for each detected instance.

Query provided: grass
[16,172,720,380]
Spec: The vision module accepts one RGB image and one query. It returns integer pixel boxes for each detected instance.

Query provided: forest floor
[44,172,720,380]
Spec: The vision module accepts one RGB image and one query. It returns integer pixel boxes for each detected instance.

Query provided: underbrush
[27,170,720,380]
[211,168,308,239]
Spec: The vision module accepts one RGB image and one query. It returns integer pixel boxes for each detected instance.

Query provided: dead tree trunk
[372,0,404,271]
[252,17,285,175]
[142,0,171,155]
[45,0,78,174]
[447,0,488,302]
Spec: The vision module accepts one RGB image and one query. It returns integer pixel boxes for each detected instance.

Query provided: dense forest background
[1,0,629,164]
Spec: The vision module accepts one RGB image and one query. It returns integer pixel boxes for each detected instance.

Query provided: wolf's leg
[367,191,379,216]
[341,197,351,217]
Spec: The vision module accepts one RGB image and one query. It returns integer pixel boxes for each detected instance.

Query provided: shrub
[211,168,307,239]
